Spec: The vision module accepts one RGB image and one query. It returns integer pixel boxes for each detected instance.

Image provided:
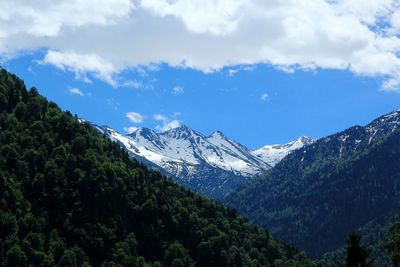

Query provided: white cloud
[153,113,168,121]
[141,0,244,36]
[381,78,400,92]
[227,65,257,76]
[156,119,181,132]
[41,50,118,86]
[121,79,142,89]
[3,0,400,89]
[172,86,184,95]
[126,112,144,123]
[69,87,84,96]
[124,126,139,134]
[227,69,238,76]
[260,93,269,101]
[0,0,133,39]
[153,113,182,131]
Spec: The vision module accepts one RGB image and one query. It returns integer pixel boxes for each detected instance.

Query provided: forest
[226,110,400,265]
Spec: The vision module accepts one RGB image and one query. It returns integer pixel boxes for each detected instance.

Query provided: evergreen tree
[337,232,374,267]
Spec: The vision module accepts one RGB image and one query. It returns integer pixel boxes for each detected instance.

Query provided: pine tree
[344,232,374,267]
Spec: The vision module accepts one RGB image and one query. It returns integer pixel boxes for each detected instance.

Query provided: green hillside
[226,112,400,260]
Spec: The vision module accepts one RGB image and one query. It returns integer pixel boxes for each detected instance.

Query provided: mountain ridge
[251,136,314,167]
[225,108,400,259]
[92,122,312,199]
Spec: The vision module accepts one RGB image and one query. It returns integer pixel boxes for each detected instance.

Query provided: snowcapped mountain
[313,109,400,159]
[92,123,312,198]
[251,136,314,167]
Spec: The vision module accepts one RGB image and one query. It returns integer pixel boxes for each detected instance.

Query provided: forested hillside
[226,111,400,259]
[321,212,398,266]
[0,68,317,266]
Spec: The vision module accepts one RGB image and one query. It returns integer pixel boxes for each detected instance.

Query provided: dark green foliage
[386,221,400,267]
[226,114,400,259]
[333,232,374,267]
[5,245,27,266]
[322,212,397,266]
[341,233,374,267]
[164,242,192,266]
[0,67,316,266]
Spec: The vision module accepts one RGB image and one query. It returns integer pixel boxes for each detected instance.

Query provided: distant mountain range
[225,109,400,262]
[92,123,312,199]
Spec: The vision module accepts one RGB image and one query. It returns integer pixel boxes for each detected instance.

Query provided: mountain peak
[362,109,400,144]
[251,136,313,167]
[175,124,191,131]
[388,108,400,115]
[160,124,203,140]
[295,136,314,145]
[163,124,191,133]
[370,109,400,124]
[210,130,226,138]
[128,127,158,138]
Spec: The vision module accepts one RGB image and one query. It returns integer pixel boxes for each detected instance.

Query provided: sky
[1,0,400,149]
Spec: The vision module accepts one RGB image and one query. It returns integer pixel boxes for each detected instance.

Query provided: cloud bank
[2,0,400,90]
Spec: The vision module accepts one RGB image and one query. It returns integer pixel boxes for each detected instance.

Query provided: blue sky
[2,0,400,149]
[4,53,400,149]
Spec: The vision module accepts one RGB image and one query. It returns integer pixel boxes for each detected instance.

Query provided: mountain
[0,68,319,266]
[93,123,312,199]
[225,109,400,259]
[251,136,314,167]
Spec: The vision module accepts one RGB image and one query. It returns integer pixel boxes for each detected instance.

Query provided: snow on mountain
[315,109,400,159]
[251,136,314,167]
[366,109,400,141]
[116,124,271,176]
[92,123,312,198]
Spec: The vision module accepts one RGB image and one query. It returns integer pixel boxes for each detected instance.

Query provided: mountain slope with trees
[321,212,398,266]
[0,68,318,266]
[226,110,400,259]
